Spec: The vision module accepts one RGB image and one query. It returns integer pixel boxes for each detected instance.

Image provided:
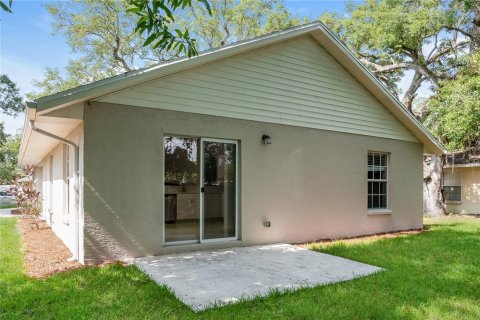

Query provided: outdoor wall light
[262,134,272,145]
[263,220,271,228]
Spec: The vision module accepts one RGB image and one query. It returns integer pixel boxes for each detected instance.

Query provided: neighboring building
[443,149,480,215]
[18,23,443,264]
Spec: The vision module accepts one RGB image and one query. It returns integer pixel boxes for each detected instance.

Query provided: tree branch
[113,35,132,72]
[359,58,414,73]
[402,72,424,113]
[428,39,469,62]
[440,26,473,41]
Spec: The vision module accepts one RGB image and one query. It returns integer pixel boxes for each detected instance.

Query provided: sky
[1,0,363,135]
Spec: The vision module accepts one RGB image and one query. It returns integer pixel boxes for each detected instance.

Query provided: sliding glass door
[164,136,238,244]
[164,137,200,243]
[200,139,238,242]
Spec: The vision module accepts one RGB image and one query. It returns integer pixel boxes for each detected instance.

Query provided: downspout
[29,120,80,262]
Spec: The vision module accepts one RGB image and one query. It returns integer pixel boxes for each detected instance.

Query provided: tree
[422,53,480,151]
[31,0,301,98]
[321,0,480,217]
[0,132,21,184]
[30,0,169,98]
[0,74,23,116]
[127,0,211,57]
[321,0,475,113]
[0,122,6,145]
[0,75,22,183]
[175,0,302,49]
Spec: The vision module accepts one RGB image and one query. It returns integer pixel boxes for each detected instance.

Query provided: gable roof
[23,22,444,162]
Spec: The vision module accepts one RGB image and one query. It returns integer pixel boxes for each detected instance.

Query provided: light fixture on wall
[262,134,272,145]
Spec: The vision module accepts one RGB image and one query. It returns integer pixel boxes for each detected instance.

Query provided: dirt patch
[19,218,82,278]
[298,228,427,247]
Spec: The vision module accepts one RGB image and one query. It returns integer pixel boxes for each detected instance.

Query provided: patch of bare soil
[19,218,82,278]
[298,228,427,247]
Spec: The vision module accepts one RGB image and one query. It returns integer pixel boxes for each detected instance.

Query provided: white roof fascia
[17,102,37,167]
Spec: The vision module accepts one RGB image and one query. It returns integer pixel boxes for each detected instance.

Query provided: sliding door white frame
[163,136,239,246]
[200,138,239,243]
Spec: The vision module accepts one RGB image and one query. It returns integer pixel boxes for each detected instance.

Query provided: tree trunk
[423,154,446,217]
[402,71,423,113]
[472,6,480,53]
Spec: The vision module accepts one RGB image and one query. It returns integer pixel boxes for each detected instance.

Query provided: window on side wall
[443,171,461,202]
[63,145,70,214]
[368,152,388,210]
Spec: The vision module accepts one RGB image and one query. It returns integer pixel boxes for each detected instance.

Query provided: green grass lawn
[1,217,480,319]
[0,204,16,209]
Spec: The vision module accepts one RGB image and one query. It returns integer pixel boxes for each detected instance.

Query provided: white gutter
[29,120,80,262]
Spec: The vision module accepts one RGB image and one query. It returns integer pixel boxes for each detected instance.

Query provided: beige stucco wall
[445,167,480,215]
[83,101,424,264]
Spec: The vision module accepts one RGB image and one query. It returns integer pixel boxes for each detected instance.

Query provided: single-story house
[19,22,444,264]
[443,149,480,214]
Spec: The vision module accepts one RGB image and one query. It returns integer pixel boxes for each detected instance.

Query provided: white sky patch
[398,70,433,100]
[31,10,54,34]
[0,55,44,135]
[1,54,44,97]
[1,114,24,136]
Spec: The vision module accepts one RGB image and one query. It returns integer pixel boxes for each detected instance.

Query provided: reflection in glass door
[164,137,200,243]
[201,139,238,241]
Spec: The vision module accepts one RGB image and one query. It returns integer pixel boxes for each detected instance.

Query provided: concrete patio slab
[134,244,383,311]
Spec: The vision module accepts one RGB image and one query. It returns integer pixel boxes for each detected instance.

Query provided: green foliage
[320,0,475,109]
[320,0,480,153]
[2,217,480,318]
[164,140,199,184]
[29,67,81,100]
[342,0,446,54]
[9,167,41,217]
[30,0,173,99]
[0,117,20,185]
[31,0,301,98]
[176,0,302,49]
[0,122,6,145]
[0,131,20,184]
[424,54,480,151]
[127,0,211,57]
[0,74,23,117]
[0,0,13,13]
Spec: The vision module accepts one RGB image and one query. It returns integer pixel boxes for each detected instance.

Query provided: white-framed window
[368,152,388,209]
[443,171,461,202]
[63,145,71,214]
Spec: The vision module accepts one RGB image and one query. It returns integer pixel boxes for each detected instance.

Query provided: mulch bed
[19,218,82,279]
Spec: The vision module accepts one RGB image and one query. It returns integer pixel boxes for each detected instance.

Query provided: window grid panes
[368,152,388,209]
[443,171,461,202]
